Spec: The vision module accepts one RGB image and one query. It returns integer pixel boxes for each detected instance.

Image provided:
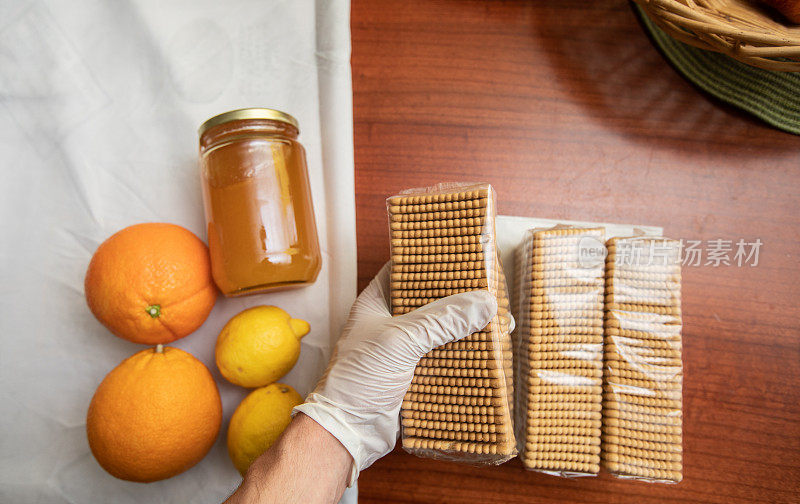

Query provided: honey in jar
[199,108,321,296]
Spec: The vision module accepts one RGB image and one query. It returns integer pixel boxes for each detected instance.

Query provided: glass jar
[199,108,321,297]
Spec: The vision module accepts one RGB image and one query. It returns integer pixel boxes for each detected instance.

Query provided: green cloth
[633,3,800,135]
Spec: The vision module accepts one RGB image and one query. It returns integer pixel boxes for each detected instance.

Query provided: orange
[85,222,217,345]
[86,346,222,482]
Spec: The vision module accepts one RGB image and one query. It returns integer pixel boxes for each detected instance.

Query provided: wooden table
[351,1,800,502]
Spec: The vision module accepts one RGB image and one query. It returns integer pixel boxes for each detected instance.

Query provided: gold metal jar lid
[198,108,300,136]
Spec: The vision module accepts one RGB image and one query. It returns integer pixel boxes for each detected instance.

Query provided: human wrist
[291,413,354,474]
[293,396,366,485]
[229,413,352,504]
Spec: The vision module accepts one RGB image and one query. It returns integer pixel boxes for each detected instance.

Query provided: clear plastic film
[513,226,605,476]
[388,182,517,464]
[601,236,683,483]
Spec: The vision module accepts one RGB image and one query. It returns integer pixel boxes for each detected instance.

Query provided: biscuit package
[601,236,683,483]
[389,182,517,464]
[513,226,606,476]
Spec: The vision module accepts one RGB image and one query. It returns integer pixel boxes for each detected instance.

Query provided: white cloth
[0,1,357,502]
[295,264,499,485]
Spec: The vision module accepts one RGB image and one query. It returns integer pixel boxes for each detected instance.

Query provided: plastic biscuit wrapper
[601,236,683,483]
[513,226,606,477]
[388,182,517,464]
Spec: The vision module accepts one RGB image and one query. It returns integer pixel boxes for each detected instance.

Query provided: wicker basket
[633,0,800,71]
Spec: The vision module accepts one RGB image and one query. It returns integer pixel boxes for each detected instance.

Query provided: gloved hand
[293,263,502,485]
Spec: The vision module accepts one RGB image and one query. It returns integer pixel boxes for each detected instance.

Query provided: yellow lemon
[215,306,310,388]
[227,383,303,475]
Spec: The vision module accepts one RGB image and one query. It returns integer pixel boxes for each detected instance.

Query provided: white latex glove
[293,263,500,485]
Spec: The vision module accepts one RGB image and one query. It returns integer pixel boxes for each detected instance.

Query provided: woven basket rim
[633,0,800,71]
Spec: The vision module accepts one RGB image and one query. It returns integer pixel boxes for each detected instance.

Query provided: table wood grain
[351,1,800,502]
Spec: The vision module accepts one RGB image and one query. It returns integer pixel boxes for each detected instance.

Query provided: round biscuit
[602,391,682,408]
[602,453,681,472]
[524,443,601,455]
[602,420,681,436]
[601,427,682,444]
[601,435,682,452]
[526,409,601,420]
[525,426,601,437]
[602,461,682,482]
[602,444,682,462]
[522,451,599,463]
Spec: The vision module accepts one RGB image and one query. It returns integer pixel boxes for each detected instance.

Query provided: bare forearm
[224,413,353,504]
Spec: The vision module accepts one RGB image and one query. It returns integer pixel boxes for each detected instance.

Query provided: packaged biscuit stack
[389,183,516,464]
[496,256,513,422]
[602,236,683,483]
[513,226,605,476]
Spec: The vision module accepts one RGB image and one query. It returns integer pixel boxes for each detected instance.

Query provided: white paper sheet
[0,1,357,502]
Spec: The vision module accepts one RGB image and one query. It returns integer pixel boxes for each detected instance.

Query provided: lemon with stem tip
[215,306,310,388]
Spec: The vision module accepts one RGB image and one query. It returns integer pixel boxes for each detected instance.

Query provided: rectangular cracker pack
[601,236,683,483]
[513,226,605,476]
[388,182,517,464]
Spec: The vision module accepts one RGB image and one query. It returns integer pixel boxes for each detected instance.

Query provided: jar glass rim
[198,108,299,136]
